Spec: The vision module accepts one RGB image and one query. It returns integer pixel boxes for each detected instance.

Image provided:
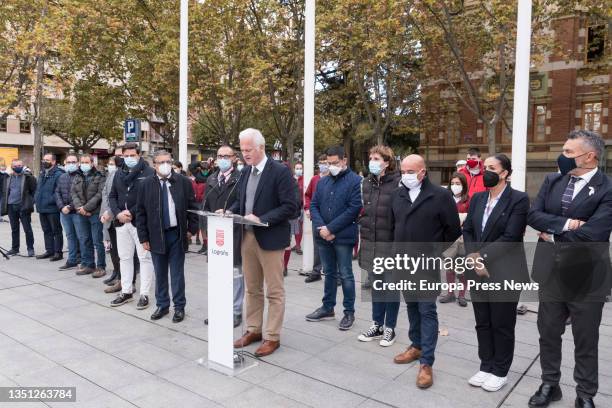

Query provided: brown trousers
[241,231,285,341]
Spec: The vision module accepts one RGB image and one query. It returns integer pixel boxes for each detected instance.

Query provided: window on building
[19,121,31,133]
[446,114,460,146]
[586,23,606,63]
[583,102,602,133]
[0,119,6,132]
[533,105,547,142]
[502,110,513,143]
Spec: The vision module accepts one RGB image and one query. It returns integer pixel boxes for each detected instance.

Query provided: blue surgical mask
[65,164,78,173]
[318,164,329,174]
[368,161,383,176]
[124,157,138,169]
[218,158,232,172]
[80,164,92,173]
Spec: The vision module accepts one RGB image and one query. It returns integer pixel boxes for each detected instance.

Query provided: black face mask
[115,157,125,168]
[557,152,589,176]
[483,170,501,188]
[42,161,52,169]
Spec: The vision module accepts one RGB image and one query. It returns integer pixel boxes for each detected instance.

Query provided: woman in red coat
[439,172,470,306]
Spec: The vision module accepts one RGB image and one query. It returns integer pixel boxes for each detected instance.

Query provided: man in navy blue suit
[528,130,612,408]
[228,128,297,357]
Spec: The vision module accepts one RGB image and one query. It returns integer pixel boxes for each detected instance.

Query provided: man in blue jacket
[35,153,64,261]
[306,146,362,330]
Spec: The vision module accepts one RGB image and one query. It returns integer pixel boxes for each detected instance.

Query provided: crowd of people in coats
[1,127,610,408]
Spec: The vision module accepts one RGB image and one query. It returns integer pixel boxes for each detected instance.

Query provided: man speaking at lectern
[226,128,297,357]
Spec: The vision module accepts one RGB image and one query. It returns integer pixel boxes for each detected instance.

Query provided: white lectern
[190,210,267,375]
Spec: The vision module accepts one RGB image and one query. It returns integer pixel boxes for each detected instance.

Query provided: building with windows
[421,14,610,197]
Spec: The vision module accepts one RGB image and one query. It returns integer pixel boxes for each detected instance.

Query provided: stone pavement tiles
[0,218,610,407]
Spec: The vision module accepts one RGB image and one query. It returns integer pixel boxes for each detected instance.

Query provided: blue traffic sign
[124,119,141,142]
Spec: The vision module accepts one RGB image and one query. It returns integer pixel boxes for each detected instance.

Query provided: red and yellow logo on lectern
[216,229,224,247]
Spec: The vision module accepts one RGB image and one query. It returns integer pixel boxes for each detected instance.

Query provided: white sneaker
[481,374,507,392]
[468,371,491,387]
[379,327,396,347]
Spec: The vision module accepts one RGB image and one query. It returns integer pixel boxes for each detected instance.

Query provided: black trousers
[537,300,604,399]
[8,204,34,251]
[39,212,63,254]
[472,300,518,377]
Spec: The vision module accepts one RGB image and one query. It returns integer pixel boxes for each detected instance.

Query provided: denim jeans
[151,228,186,310]
[407,301,438,366]
[60,212,79,264]
[372,301,400,329]
[39,212,63,254]
[319,242,355,314]
[7,204,34,251]
[74,212,106,269]
[233,266,244,316]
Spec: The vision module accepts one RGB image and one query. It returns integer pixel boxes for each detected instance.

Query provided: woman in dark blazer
[462,154,530,393]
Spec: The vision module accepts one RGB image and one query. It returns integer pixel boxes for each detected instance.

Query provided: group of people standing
[1,127,610,408]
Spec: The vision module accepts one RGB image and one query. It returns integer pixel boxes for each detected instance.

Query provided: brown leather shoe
[104,281,121,293]
[393,346,422,364]
[416,364,433,389]
[233,331,263,348]
[254,340,280,357]
[92,268,107,278]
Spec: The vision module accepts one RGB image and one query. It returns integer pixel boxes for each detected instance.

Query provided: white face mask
[328,165,342,176]
[107,165,117,173]
[401,173,421,190]
[158,163,172,177]
[450,184,463,195]
[468,166,480,175]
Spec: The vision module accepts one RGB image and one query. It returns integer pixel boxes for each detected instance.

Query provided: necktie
[561,176,579,216]
[161,180,171,229]
[253,167,259,176]
[219,173,226,187]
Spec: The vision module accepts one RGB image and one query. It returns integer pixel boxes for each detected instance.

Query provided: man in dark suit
[527,130,612,408]
[390,154,461,389]
[203,145,244,328]
[227,128,297,357]
[135,150,199,323]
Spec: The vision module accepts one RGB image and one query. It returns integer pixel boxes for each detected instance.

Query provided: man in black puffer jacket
[108,143,155,310]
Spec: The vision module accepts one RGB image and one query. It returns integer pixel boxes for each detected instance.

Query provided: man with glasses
[135,150,199,323]
[54,154,81,270]
[203,146,244,328]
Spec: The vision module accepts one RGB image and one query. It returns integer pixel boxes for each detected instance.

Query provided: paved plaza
[0,216,611,408]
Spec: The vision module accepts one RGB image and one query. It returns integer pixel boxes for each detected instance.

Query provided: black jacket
[71,168,106,214]
[463,186,530,300]
[203,169,242,265]
[390,177,462,299]
[109,158,155,222]
[135,172,199,254]
[228,158,297,251]
[527,171,612,300]
[1,172,37,215]
[359,171,400,272]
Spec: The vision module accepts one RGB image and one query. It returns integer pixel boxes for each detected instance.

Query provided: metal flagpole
[178,0,189,165]
[510,0,532,192]
[302,0,315,274]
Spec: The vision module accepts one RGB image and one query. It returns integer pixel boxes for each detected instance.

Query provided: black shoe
[457,297,468,307]
[575,397,595,408]
[36,252,53,260]
[104,270,119,285]
[283,268,288,277]
[136,295,149,310]
[151,307,170,320]
[197,246,207,254]
[528,384,563,408]
[110,293,133,307]
[49,253,63,262]
[339,312,355,331]
[305,274,321,283]
[172,310,185,323]
[305,307,335,322]
[439,293,456,303]
[295,248,303,255]
[59,261,79,270]
[6,249,18,256]
[233,314,242,328]
[204,318,208,325]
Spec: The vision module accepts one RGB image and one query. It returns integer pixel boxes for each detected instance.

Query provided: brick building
[421,14,611,197]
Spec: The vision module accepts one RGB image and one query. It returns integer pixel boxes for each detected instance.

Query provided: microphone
[223,166,245,214]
